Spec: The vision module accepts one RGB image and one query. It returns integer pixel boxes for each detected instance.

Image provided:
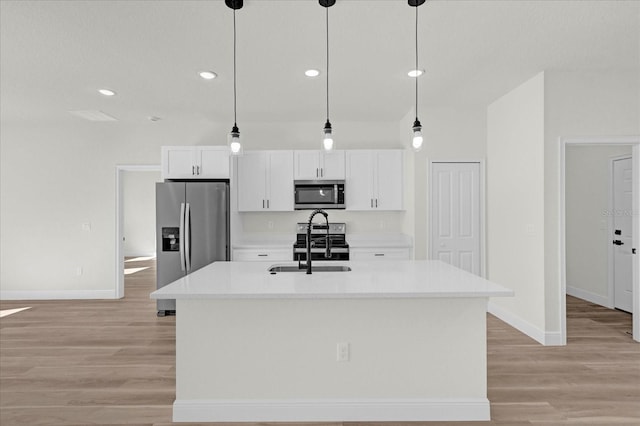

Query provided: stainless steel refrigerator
[155,181,229,316]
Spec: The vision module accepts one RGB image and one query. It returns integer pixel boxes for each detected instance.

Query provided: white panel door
[613,157,633,313]
[430,162,481,275]
[375,150,403,210]
[163,147,195,179]
[321,151,346,180]
[346,151,375,210]
[197,147,230,178]
[266,151,294,211]
[294,151,321,180]
[236,152,267,212]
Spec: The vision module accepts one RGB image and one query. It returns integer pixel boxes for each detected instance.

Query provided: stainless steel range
[293,222,349,261]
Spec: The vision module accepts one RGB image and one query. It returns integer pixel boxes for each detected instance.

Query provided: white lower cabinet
[349,247,411,261]
[232,248,291,262]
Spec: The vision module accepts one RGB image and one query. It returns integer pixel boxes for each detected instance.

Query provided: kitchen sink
[268,264,352,273]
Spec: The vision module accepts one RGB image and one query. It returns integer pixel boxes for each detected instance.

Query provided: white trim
[115,164,161,299]
[1,290,116,300]
[172,398,490,422]
[633,145,640,342]
[560,136,640,344]
[566,285,612,308]
[488,301,563,346]
[427,159,487,278]
[608,155,633,311]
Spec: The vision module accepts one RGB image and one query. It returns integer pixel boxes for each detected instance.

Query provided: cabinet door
[233,248,291,262]
[197,147,230,178]
[162,147,196,179]
[321,150,345,180]
[350,247,410,261]
[346,151,375,210]
[267,151,294,211]
[294,151,321,180]
[375,150,404,210]
[237,152,267,212]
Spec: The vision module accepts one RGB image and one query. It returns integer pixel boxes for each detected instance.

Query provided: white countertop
[151,260,513,300]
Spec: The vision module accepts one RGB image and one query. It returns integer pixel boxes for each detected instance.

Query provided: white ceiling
[1,0,638,126]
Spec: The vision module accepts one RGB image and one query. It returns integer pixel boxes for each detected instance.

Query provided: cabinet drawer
[232,249,291,262]
[350,248,410,261]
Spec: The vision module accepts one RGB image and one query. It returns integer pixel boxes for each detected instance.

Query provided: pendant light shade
[320,0,335,151]
[227,0,243,155]
[409,0,425,152]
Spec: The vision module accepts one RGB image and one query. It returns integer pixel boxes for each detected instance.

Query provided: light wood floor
[1,258,638,425]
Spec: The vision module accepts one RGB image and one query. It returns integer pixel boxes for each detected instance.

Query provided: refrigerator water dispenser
[161,227,180,251]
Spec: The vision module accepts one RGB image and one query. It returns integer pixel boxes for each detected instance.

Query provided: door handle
[179,203,186,272]
[613,240,624,245]
[185,203,191,272]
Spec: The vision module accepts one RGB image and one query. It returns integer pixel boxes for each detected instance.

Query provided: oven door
[294,180,345,210]
[294,247,350,261]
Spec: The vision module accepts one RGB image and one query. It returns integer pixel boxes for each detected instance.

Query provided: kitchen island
[151,260,513,423]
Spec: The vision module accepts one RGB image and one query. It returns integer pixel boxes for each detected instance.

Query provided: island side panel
[175,297,488,421]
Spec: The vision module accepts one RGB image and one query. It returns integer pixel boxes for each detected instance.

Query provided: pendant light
[320,0,336,151]
[409,0,425,152]
[226,0,243,155]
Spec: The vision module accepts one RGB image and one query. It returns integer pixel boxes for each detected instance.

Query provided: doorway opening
[115,165,161,298]
[561,137,639,343]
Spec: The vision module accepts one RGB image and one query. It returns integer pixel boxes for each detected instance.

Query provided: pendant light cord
[233,9,237,127]
[415,4,419,120]
[326,6,330,123]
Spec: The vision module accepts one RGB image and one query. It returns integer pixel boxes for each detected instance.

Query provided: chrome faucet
[305,209,331,274]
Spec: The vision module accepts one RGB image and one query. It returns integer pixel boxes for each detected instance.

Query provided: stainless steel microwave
[294,180,345,210]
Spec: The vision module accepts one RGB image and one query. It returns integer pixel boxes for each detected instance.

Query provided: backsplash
[239,211,408,235]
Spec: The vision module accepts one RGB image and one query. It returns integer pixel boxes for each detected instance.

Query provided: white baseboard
[566,285,612,308]
[172,398,491,422]
[0,289,117,300]
[487,301,564,346]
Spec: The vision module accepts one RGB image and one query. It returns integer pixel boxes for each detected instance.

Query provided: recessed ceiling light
[98,88,116,96]
[408,69,424,78]
[305,69,320,77]
[199,71,217,80]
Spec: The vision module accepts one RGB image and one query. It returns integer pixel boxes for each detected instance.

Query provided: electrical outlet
[268,221,274,230]
[81,222,91,232]
[337,342,350,362]
[76,266,83,276]
[525,224,535,235]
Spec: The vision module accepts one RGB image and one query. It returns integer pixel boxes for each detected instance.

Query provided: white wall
[487,72,546,338]
[0,118,225,298]
[407,106,487,260]
[545,70,640,333]
[123,170,162,257]
[565,145,632,306]
[0,117,418,298]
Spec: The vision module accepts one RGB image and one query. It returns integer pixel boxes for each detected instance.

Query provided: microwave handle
[334,185,338,204]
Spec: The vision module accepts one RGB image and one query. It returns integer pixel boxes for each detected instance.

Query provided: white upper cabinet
[162,146,230,180]
[294,150,345,180]
[346,150,404,211]
[236,151,294,212]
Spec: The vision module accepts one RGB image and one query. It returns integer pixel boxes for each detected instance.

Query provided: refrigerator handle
[179,202,186,272]
[185,202,191,272]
